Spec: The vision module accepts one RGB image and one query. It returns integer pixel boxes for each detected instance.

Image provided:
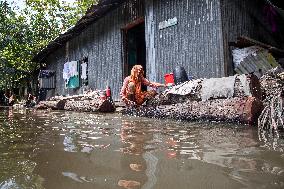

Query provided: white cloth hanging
[81,63,87,80]
[63,61,78,85]
[69,61,78,77]
[63,62,70,82]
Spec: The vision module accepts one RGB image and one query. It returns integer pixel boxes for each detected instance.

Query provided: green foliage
[0,0,97,90]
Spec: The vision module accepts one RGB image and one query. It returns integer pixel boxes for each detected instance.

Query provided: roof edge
[32,0,126,63]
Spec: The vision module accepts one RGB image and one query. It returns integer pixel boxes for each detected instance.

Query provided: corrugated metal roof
[265,0,284,18]
[32,0,127,63]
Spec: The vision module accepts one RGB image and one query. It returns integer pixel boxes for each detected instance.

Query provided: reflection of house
[33,0,284,100]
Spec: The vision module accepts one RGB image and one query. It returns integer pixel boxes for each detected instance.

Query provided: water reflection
[0,107,284,189]
[259,129,284,152]
[63,134,79,152]
[120,119,154,155]
[119,119,150,188]
[0,108,45,189]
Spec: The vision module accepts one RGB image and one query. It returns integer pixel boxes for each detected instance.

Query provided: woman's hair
[130,65,144,83]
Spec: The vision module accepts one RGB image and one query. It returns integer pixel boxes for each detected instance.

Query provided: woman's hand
[122,97,136,107]
[148,82,165,88]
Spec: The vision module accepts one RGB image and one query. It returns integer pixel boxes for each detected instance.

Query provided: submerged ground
[0,107,283,189]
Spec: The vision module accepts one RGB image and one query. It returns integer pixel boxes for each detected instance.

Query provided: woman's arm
[142,77,165,88]
[120,77,129,101]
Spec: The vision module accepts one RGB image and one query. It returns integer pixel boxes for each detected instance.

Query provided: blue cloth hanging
[67,76,79,88]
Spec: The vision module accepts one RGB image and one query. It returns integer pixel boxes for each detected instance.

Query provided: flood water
[0,107,284,189]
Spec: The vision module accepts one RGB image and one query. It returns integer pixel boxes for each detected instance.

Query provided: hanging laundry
[63,62,71,82]
[69,61,79,77]
[68,76,80,88]
[81,62,87,80]
[63,61,79,88]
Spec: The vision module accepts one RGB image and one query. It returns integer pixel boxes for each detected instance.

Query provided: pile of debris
[231,42,284,131]
[36,90,115,113]
[258,67,284,133]
[123,74,264,124]
[260,67,284,99]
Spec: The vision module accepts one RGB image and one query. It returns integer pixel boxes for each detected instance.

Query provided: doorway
[123,21,146,78]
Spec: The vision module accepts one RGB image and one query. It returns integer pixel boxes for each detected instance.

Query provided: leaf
[0,0,97,90]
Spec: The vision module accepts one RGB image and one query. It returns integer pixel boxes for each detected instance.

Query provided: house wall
[46,0,225,100]
[146,0,224,83]
[46,0,144,100]
[220,0,284,75]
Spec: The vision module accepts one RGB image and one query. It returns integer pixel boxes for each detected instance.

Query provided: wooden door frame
[121,18,145,79]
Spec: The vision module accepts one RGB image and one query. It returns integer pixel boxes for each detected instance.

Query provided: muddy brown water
[0,107,283,189]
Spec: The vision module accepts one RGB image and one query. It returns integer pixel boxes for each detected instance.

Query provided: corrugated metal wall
[146,0,225,82]
[39,77,56,89]
[220,0,284,76]
[47,48,66,97]
[46,0,144,100]
[46,0,226,100]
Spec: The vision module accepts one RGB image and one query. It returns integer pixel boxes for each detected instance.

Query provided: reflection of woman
[120,65,165,106]
[119,120,148,188]
[120,120,151,155]
[119,119,158,189]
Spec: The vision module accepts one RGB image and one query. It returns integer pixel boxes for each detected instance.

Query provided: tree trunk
[36,92,116,113]
[124,97,263,124]
[36,100,66,110]
[63,99,115,112]
[125,74,263,124]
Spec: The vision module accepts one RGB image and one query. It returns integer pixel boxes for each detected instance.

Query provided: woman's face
[137,67,143,77]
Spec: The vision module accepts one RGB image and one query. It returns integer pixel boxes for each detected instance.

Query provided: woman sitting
[120,65,165,106]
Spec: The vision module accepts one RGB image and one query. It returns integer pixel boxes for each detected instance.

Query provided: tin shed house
[33,0,284,100]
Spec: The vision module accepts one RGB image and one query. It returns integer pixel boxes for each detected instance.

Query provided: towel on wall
[67,76,79,89]
[81,62,87,80]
